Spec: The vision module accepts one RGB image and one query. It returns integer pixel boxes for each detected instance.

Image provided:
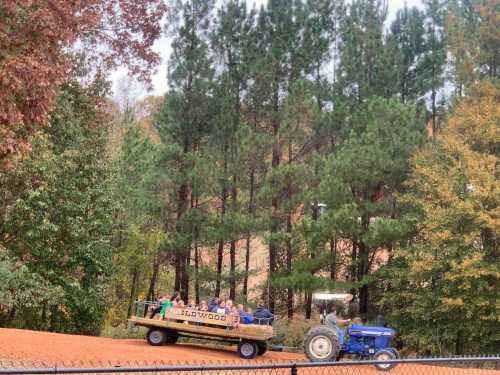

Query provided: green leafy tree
[109,124,166,320]
[0,81,115,334]
[380,81,500,355]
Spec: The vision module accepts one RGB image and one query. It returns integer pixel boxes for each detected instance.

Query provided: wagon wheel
[238,341,258,359]
[146,328,166,346]
[257,343,267,356]
[164,329,179,344]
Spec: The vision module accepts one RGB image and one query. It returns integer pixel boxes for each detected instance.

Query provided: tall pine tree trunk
[229,174,237,300]
[229,240,236,300]
[286,213,293,318]
[305,292,312,319]
[194,239,200,305]
[268,82,280,313]
[358,241,370,316]
[127,267,139,318]
[175,136,190,298]
[350,241,358,313]
[182,249,190,302]
[215,239,224,298]
[177,179,189,301]
[146,259,159,302]
[243,167,255,303]
[330,238,337,280]
[357,214,370,317]
[286,140,293,318]
[305,203,319,320]
[215,145,228,298]
[193,194,200,305]
[243,235,250,302]
[174,256,181,292]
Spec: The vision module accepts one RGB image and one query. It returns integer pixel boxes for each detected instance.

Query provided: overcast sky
[112,0,425,98]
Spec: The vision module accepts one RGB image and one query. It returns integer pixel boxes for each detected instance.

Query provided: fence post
[290,363,297,375]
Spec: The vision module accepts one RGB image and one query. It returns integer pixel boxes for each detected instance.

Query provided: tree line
[0,0,498,354]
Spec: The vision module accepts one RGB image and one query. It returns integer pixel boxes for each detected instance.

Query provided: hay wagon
[129,301,275,359]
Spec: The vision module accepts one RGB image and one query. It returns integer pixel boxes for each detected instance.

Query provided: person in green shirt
[159,297,173,315]
[149,295,171,318]
[325,304,351,345]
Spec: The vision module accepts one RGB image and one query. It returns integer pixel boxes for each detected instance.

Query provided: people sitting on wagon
[208,297,220,313]
[253,301,274,325]
[150,294,171,318]
[230,306,240,328]
[216,300,227,314]
[225,299,234,314]
[237,304,254,324]
[170,291,180,302]
[199,300,209,311]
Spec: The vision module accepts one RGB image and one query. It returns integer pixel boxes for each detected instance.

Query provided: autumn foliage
[0,0,167,170]
[382,81,500,353]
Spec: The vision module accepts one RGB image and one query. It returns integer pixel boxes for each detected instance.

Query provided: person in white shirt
[216,300,227,315]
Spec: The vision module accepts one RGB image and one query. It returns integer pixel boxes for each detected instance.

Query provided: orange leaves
[0,0,167,171]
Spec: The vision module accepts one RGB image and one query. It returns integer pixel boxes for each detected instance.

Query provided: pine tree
[421,0,447,133]
[112,124,164,318]
[337,0,399,104]
[251,0,305,312]
[210,0,252,299]
[318,97,425,317]
[249,0,336,313]
[156,0,215,301]
[389,5,428,103]
[446,0,500,96]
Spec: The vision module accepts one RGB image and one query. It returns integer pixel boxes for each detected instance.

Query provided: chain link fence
[1,357,499,375]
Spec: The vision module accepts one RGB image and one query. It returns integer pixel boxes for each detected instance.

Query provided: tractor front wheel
[373,349,397,371]
[304,326,340,362]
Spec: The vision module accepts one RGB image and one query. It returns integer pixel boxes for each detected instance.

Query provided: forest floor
[0,328,498,375]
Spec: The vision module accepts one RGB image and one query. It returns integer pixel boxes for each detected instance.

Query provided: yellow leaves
[441,297,464,307]
[405,81,500,249]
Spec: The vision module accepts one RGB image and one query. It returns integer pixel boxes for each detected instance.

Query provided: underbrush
[272,316,320,349]
[100,324,147,339]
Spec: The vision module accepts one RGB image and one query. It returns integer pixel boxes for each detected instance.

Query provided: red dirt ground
[0,328,498,375]
[0,328,301,366]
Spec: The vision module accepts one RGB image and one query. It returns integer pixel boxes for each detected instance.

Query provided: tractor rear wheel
[146,328,166,346]
[373,349,397,371]
[304,325,340,362]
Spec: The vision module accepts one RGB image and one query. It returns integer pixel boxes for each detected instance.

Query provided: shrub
[272,316,321,348]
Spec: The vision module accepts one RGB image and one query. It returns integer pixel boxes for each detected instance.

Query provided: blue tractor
[304,293,399,371]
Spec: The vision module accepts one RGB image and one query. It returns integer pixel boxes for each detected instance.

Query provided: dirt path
[0,328,498,375]
[0,328,301,366]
